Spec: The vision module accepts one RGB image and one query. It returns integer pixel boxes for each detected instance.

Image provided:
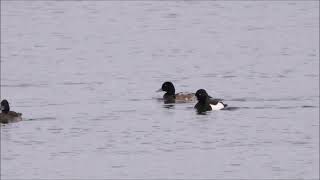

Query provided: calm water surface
[1,1,319,179]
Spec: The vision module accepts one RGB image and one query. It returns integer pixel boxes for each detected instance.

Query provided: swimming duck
[194,89,227,113]
[0,99,22,124]
[156,81,196,103]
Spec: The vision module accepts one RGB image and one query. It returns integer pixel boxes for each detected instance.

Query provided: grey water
[1,1,319,179]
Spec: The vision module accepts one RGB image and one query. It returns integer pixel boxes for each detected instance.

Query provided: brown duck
[156,81,196,104]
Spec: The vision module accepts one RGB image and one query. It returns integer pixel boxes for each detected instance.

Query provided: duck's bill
[156,88,163,92]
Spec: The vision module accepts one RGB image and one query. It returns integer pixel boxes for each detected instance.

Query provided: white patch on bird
[210,102,225,110]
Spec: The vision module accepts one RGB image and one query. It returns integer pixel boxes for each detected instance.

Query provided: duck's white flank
[210,102,225,110]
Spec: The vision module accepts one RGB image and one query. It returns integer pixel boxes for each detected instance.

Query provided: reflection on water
[163,104,175,109]
[1,1,319,179]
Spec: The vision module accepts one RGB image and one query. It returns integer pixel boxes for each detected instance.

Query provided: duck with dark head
[0,99,22,124]
[157,81,196,104]
[194,89,227,113]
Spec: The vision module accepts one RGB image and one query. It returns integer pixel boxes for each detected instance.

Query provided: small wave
[277,105,317,109]
[55,47,71,51]
[128,98,141,102]
[26,117,56,121]
[91,116,109,121]
[252,105,318,110]
[277,106,296,109]
[301,105,317,108]
[113,109,137,113]
[165,13,178,18]
[229,98,247,102]
[285,140,309,145]
[47,127,63,131]
[111,165,125,169]
[60,82,86,85]
[60,81,103,86]
[228,97,311,102]
[221,107,240,111]
[2,83,48,88]
[222,75,236,78]
[230,163,241,166]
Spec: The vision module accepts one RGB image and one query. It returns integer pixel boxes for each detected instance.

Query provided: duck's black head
[195,89,212,113]
[158,81,175,95]
[1,99,10,114]
[195,89,209,102]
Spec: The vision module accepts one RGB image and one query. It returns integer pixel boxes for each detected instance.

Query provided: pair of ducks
[0,82,226,123]
[0,99,22,124]
[157,82,227,112]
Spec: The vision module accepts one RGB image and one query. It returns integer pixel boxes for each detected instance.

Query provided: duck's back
[0,111,22,124]
[175,92,196,102]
